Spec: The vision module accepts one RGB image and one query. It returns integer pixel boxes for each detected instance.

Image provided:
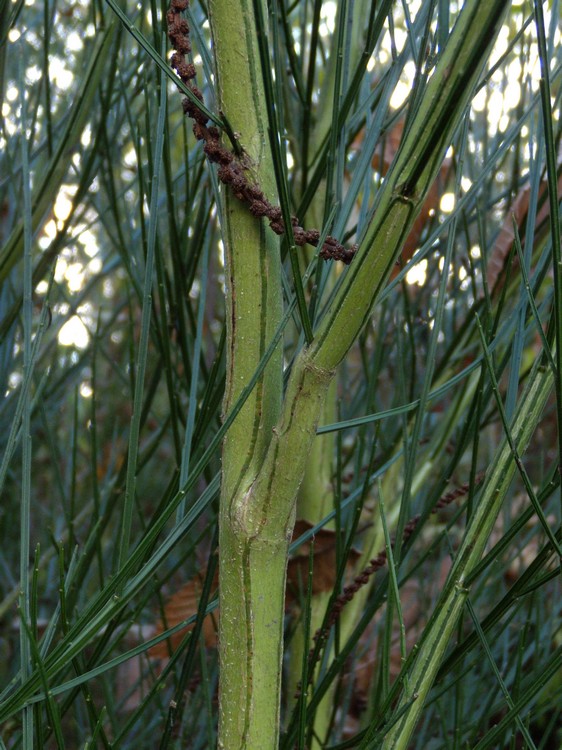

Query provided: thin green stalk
[533,0,562,520]
[465,598,537,748]
[289,1,393,739]
[251,0,313,342]
[176,229,210,521]
[19,51,35,750]
[0,274,53,501]
[394,116,469,561]
[477,312,561,557]
[472,648,562,750]
[310,0,510,372]
[158,529,219,749]
[118,59,167,569]
[379,483,407,689]
[380,356,554,749]
[0,20,118,288]
[104,0,220,127]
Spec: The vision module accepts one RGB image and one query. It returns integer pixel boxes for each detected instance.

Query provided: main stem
[209,0,286,745]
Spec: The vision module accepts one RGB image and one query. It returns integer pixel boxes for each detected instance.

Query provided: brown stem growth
[296,473,485,695]
[167,0,356,264]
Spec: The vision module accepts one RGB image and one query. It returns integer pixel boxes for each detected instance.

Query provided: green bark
[209,0,285,744]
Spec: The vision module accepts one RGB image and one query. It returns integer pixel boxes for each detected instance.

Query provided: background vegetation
[0,0,561,747]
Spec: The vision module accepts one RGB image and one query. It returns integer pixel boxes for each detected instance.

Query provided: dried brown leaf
[487,173,562,293]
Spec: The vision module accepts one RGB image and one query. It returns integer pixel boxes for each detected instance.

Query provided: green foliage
[0,0,561,747]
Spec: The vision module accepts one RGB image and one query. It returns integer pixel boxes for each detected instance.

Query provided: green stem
[311,0,509,371]
[218,529,289,748]
[209,0,285,745]
[219,349,333,749]
[381,358,554,749]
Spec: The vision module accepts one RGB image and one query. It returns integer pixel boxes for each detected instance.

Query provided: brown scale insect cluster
[296,473,485,696]
[167,0,356,264]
